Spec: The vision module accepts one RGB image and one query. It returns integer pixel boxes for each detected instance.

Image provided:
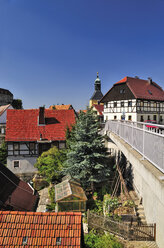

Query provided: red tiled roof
[49,105,73,110]
[0,211,82,247]
[0,164,38,211]
[92,104,104,116]
[6,109,76,142]
[114,76,164,101]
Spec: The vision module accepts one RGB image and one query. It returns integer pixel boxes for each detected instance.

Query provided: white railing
[104,120,164,174]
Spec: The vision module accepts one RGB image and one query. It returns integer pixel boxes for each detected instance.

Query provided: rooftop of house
[49,104,73,110]
[101,76,164,102]
[0,104,12,117]
[0,164,38,211]
[92,104,104,116]
[0,211,82,247]
[5,108,76,142]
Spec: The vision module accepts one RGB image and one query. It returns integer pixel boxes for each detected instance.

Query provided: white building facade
[101,77,164,124]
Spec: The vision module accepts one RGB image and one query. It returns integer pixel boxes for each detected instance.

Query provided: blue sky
[0,0,164,110]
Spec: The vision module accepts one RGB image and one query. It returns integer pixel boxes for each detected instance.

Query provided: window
[14,160,20,168]
[140,116,144,122]
[120,89,125,94]
[114,102,117,107]
[13,143,19,151]
[128,116,132,121]
[153,102,157,107]
[128,101,132,107]
[114,116,117,120]
[153,115,156,121]
[160,116,163,123]
[22,237,28,245]
[121,102,124,107]
[13,143,19,155]
[56,237,61,245]
[29,142,35,152]
[140,101,143,107]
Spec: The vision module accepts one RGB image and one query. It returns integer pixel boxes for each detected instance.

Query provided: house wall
[103,99,164,124]
[7,156,38,175]
[103,99,137,121]
[0,105,13,124]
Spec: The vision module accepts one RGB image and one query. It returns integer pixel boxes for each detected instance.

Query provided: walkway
[36,187,50,212]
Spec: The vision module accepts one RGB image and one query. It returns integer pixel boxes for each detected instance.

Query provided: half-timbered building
[5,107,76,180]
[100,76,164,124]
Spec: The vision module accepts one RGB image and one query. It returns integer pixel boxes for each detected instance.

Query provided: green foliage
[0,141,7,165]
[122,200,135,208]
[64,108,110,191]
[46,186,56,211]
[104,194,119,213]
[12,99,23,109]
[84,230,123,248]
[34,146,66,183]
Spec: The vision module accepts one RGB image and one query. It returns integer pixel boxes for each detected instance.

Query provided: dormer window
[22,236,28,245]
[56,237,61,245]
[120,89,125,94]
[148,90,152,95]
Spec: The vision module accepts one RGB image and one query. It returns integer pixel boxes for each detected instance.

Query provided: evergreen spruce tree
[64,108,110,191]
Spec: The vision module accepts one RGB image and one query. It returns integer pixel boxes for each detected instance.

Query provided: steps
[129,191,147,224]
[136,204,147,224]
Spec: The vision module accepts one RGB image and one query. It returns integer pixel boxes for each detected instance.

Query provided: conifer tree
[64,108,110,191]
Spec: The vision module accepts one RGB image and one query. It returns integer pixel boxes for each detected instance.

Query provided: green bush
[122,200,135,208]
[84,230,123,248]
[47,186,56,211]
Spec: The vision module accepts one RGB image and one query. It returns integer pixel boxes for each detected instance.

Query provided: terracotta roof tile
[92,104,104,115]
[6,109,76,142]
[49,105,72,110]
[0,164,38,212]
[100,76,164,102]
[0,211,82,247]
[114,76,164,101]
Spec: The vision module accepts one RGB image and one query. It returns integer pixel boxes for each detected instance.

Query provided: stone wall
[108,132,164,248]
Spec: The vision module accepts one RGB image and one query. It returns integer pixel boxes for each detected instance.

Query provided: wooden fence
[87,210,156,241]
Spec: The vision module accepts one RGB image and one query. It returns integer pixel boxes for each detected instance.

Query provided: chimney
[148,77,152,84]
[38,106,45,125]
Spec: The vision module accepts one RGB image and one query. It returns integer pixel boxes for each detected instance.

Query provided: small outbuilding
[55,175,87,212]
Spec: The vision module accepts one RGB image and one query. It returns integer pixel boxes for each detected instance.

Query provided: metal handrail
[104,120,164,173]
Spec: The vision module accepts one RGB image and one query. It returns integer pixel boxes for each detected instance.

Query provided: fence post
[87,209,90,225]
[142,124,145,159]
[154,223,156,241]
